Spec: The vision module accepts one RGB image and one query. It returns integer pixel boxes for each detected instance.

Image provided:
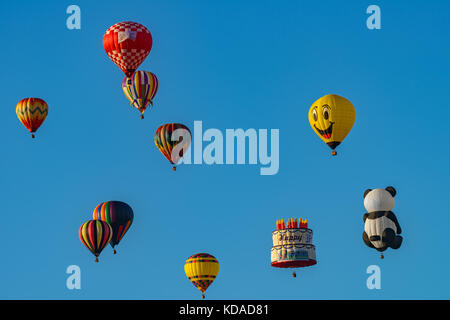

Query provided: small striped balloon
[122,70,158,119]
[154,123,191,171]
[79,220,113,262]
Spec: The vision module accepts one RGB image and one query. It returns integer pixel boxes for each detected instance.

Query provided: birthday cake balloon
[271,218,317,276]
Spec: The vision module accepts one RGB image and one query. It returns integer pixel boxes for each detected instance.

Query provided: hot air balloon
[93,201,134,254]
[271,218,317,277]
[16,98,48,138]
[184,253,219,299]
[363,187,402,259]
[103,21,153,78]
[308,94,355,156]
[79,220,113,262]
[122,71,158,119]
[154,123,191,171]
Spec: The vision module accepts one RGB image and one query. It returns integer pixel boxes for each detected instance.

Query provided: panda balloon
[362,186,403,259]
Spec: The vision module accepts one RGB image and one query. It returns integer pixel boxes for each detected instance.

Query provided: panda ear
[386,186,397,197]
[363,189,372,199]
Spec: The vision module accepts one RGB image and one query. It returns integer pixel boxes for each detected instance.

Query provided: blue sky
[0,0,449,299]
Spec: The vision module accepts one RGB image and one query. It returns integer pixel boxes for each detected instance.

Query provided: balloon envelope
[154,123,191,169]
[122,71,158,117]
[93,201,134,252]
[16,98,48,137]
[103,21,152,77]
[308,94,355,155]
[184,253,219,296]
[271,218,317,273]
[362,187,402,257]
[79,220,113,262]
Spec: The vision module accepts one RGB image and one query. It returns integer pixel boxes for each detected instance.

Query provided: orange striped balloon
[154,123,191,171]
[16,98,48,138]
[79,220,113,262]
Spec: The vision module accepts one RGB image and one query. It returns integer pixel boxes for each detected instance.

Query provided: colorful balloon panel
[122,71,158,118]
[92,201,134,252]
[308,94,355,155]
[103,21,153,77]
[154,123,191,170]
[16,98,48,137]
[79,220,113,262]
[184,253,219,297]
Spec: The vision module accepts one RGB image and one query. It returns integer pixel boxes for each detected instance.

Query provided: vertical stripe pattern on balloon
[154,123,191,166]
[92,201,134,248]
[79,220,112,258]
[122,71,158,115]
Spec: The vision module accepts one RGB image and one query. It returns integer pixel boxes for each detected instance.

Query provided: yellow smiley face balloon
[308,94,356,156]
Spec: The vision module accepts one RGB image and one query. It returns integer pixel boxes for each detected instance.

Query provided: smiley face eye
[322,105,330,120]
[312,109,318,121]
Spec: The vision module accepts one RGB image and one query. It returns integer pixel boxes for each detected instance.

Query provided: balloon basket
[201,294,205,299]
[173,166,176,171]
[140,114,144,119]
[331,150,337,156]
[31,134,35,139]
[113,249,117,254]
[380,254,384,259]
[95,257,99,263]
[292,272,297,278]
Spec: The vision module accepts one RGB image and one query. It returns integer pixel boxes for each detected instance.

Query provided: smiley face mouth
[314,122,334,139]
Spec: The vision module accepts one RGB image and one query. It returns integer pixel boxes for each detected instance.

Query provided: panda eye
[312,109,318,121]
[322,105,330,120]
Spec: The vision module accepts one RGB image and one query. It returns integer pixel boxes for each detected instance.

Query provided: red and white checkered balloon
[103,21,153,77]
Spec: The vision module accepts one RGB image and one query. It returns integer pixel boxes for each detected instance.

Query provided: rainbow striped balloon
[122,70,158,119]
[184,253,219,299]
[154,123,191,171]
[92,201,134,254]
[16,98,48,138]
[79,220,112,262]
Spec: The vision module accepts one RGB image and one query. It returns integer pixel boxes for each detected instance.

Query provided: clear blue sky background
[0,0,449,299]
